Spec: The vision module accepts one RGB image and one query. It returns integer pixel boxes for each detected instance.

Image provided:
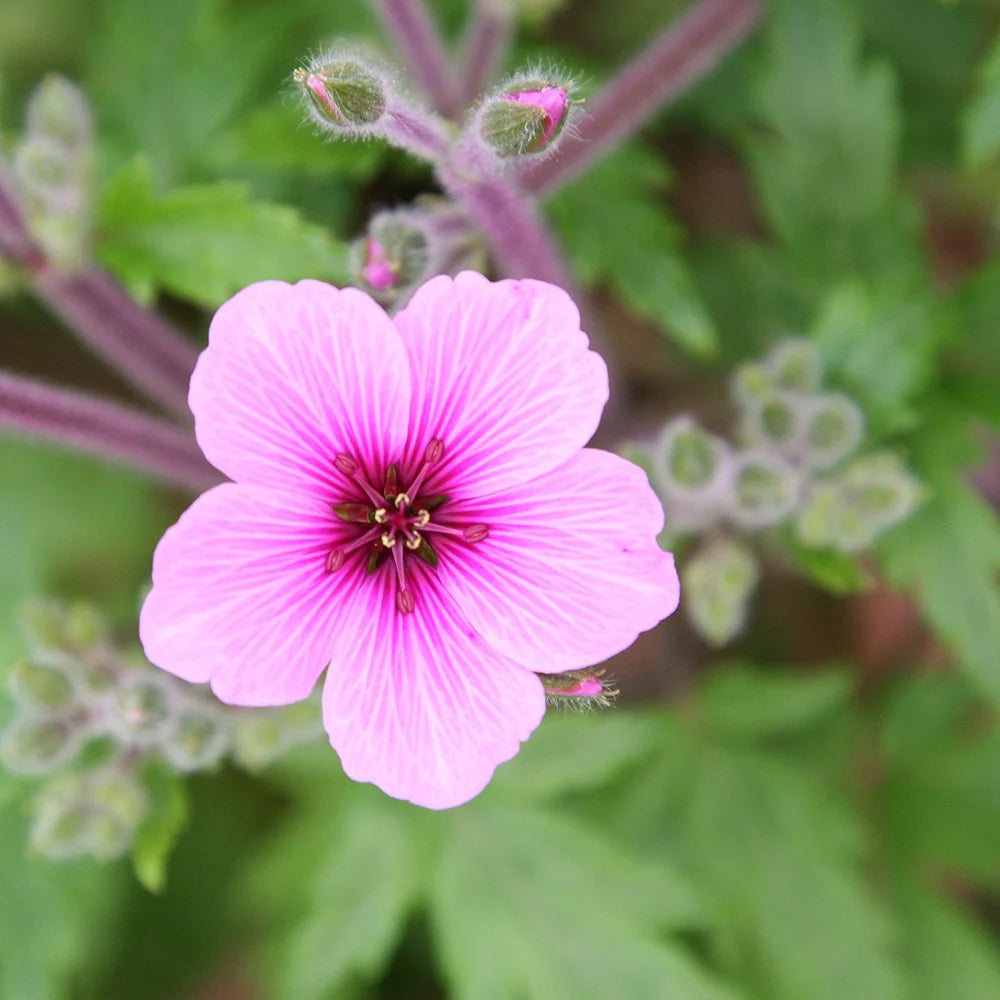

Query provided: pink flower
[139,272,679,808]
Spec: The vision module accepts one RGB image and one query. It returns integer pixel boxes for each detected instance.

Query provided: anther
[425,438,445,464]
[381,533,396,548]
[373,508,388,524]
[415,510,430,528]
[334,453,358,476]
[394,493,411,509]
[463,524,490,543]
[325,549,345,573]
[396,587,415,615]
[405,532,422,550]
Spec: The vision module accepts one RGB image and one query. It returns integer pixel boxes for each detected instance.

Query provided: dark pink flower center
[326,439,488,615]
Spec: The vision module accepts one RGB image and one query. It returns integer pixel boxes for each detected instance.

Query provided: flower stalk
[459,0,513,102]
[0,368,219,491]
[520,0,764,195]
[368,0,462,118]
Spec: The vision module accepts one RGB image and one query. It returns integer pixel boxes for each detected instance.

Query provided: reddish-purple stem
[0,369,219,492]
[369,0,462,118]
[459,0,512,102]
[520,0,764,195]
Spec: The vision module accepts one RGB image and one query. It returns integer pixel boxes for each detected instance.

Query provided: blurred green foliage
[3,0,1000,998]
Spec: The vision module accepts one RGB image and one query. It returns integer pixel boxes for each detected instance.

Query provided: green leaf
[488,710,663,800]
[428,801,734,1000]
[97,157,349,308]
[698,665,853,741]
[878,416,1000,705]
[780,533,872,594]
[895,882,1000,1000]
[247,786,423,1000]
[87,0,311,184]
[682,747,904,1000]
[947,258,1000,427]
[0,778,125,1000]
[548,145,717,357]
[962,29,1000,168]
[131,757,189,893]
[809,280,945,434]
[746,0,902,275]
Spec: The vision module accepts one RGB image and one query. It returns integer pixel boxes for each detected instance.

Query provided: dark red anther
[325,549,345,573]
[333,502,374,523]
[463,524,489,543]
[396,587,415,615]
[334,453,358,476]
[383,463,399,498]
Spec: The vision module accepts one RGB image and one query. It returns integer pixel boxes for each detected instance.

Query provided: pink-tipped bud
[294,60,386,130]
[480,79,571,157]
[361,237,398,292]
[463,524,490,543]
[540,669,617,707]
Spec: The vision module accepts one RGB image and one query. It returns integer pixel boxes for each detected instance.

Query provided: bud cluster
[637,339,922,647]
[0,601,320,862]
[10,75,94,271]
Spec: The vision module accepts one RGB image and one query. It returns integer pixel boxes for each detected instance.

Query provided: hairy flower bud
[0,715,86,775]
[653,417,733,532]
[479,76,572,158]
[105,674,173,745]
[725,450,800,529]
[682,538,760,647]
[10,661,74,711]
[163,705,228,771]
[802,392,863,470]
[294,59,387,130]
[539,668,618,708]
[766,339,822,393]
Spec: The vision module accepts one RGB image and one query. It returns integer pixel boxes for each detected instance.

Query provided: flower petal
[394,271,608,496]
[322,572,545,809]
[140,483,356,705]
[190,280,412,493]
[436,449,680,672]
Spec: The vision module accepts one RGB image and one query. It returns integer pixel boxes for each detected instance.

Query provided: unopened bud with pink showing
[294,56,387,132]
[540,668,618,709]
[479,74,575,158]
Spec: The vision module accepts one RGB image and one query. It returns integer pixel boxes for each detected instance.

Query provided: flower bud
[352,211,430,299]
[802,392,863,470]
[682,538,759,647]
[9,661,74,711]
[793,454,922,553]
[294,59,387,130]
[539,668,617,708]
[766,338,822,393]
[725,450,800,529]
[25,74,91,150]
[105,674,173,746]
[652,417,732,532]
[739,390,803,454]
[163,705,229,771]
[0,715,85,775]
[480,78,571,157]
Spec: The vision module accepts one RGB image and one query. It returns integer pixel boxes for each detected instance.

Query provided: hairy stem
[0,171,199,419]
[459,0,512,102]
[369,0,462,118]
[33,267,198,420]
[0,369,220,492]
[520,0,764,195]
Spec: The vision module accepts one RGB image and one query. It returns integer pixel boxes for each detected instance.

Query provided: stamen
[324,526,382,572]
[407,438,445,499]
[405,531,422,550]
[463,524,490,543]
[414,510,430,528]
[334,453,384,507]
[396,587,415,615]
[381,532,396,548]
[373,508,388,524]
[394,492,411,509]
